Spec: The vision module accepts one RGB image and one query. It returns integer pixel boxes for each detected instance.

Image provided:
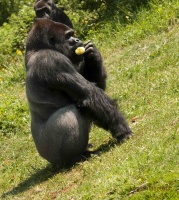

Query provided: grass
[0,1,179,199]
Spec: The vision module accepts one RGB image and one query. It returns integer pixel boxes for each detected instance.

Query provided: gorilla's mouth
[75,47,85,55]
[71,44,84,55]
[36,12,50,19]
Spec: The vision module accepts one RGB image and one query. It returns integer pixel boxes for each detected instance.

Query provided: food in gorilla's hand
[75,47,85,55]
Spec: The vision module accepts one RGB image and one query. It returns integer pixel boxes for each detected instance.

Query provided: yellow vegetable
[75,47,85,55]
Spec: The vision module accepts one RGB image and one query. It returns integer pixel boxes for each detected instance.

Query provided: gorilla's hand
[82,40,106,90]
[84,40,102,63]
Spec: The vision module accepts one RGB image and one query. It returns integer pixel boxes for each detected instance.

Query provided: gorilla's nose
[69,37,83,46]
[74,38,80,43]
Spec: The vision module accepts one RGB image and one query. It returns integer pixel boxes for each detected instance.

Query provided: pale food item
[75,47,85,55]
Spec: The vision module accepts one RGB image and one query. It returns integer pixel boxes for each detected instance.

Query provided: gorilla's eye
[50,36,55,45]
[65,30,74,40]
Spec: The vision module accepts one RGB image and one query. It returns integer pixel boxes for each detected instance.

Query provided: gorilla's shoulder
[26,49,72,71]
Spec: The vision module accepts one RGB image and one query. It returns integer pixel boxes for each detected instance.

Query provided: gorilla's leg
[32,105,91,165]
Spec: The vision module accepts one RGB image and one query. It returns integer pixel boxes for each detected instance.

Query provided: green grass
[0,1,179,199]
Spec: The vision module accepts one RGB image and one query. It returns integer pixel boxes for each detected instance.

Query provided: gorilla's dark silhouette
[25,18,132,166]
[34,0,73,28]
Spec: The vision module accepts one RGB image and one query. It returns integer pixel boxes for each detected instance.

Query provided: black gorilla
[25,18,132,166]
[34,0,73,28]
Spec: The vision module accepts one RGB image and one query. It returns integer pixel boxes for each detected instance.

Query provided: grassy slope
[0,2,179,200]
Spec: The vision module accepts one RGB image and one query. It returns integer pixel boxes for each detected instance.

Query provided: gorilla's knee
[34,105,90,165]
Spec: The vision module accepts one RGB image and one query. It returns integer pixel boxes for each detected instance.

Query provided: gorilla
[25,18,132,166]
[34,0,73,28]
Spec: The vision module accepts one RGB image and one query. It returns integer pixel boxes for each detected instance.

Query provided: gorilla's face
[66,34,84,64]
[34,0,54,18]
[26,19,84,64]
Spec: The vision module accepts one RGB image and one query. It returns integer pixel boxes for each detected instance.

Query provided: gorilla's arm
[82,41,107,90]
[32,50,132,139]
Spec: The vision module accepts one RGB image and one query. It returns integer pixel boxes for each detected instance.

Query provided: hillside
[0,0,179,199]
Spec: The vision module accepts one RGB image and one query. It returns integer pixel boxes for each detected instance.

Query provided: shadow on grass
[94,138,117,153]
[1,138,120,198]
[1,164,63,198]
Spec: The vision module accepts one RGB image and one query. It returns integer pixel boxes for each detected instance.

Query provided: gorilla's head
[26,18,84,63]
[34,0,55,19]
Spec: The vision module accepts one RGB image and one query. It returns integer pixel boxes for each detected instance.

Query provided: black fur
[34,0,73,28]
[25,19,132,166]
